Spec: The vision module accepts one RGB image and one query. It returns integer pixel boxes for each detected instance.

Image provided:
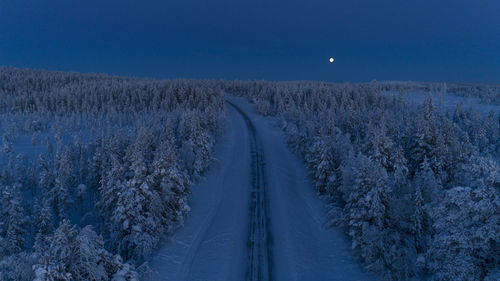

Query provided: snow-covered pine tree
[38,154,55,197]
[413,157,442,204]
[149,137,190,232]
[68,226,108,281]
[110,255,138,281]
[362,124,395,172]
[50,146,76,220]
[2,184,27,256]
[111,143,160,262]
[306,137,336,194]
[33,219,138,281]
[34,198,55,253]
[33,219,76,281]
[408,99,439,176]
[191,115,214,176]
[428,186,500,281]
[411,182,428,253]
[484,111,500,154]
[0,251,37,281]
[342,155,391,273]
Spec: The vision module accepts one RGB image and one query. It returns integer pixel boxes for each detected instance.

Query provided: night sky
[1,0,499,82]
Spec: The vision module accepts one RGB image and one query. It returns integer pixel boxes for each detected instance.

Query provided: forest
[0,68,498,280]
[226,80,499,281]
[0,68,225,280]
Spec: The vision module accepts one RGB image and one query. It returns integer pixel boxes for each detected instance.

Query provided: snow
[150,96,378,280]
[149,102,252,280]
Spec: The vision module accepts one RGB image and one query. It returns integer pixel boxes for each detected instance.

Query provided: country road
[228,100,272,281]
[150,96,378,281]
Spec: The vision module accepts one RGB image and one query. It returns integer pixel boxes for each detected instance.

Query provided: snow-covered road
[150,96,377,281]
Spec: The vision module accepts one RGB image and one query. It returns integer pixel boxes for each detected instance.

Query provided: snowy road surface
[150,96,377,281]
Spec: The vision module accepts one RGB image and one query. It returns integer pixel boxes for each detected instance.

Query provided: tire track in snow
[227,101,274,281]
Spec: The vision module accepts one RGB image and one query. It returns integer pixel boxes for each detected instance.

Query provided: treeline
[380,80,500,105]
[225,81,499,281]
[0,68,225,280]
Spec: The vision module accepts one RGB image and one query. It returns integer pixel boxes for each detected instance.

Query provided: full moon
[329,57,334,63]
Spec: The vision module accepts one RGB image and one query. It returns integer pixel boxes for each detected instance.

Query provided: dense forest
[0,68,225,280]
[0,68,498,280]
[226,80,499,281]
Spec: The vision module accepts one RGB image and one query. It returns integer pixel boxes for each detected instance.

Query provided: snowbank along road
[150,96,378,281]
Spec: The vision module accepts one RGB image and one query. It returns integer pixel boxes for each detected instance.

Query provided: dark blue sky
[1,0,499,82]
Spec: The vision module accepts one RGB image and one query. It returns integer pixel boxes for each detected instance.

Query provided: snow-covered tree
[34,198,55,253]
[110,143,160,262]
[33,219,76,281]
[342,155,391,272]
[38,154,55,196]
[454,155,500,189]
[49,146,76,220]
[306,137,338,194]
[110,255,138,281]
[1,184,27,256]
[413,157,442,204]
[68,226,109,281]
[411,183,428,252]
[33,219,137,281]
[155,142,188,214]
[428,186,500,281]
[0,252,37,281]
[362,124,396,172]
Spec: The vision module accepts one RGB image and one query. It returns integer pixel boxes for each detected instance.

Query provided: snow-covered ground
[149,101,252,280]
[381,90,500,114]
[150,96,378,281]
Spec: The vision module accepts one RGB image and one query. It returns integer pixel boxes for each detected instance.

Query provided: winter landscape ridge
[0,67,498,281]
